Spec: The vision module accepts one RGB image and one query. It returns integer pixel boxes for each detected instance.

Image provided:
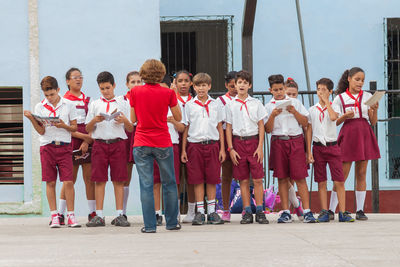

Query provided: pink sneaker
[67,213,81,228]
[294,197,304,221]
[221,210,231,222]
[50,214,60,228]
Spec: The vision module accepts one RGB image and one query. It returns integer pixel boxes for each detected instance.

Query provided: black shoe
[167,223,181,231]
[328,210,335,221]
[156,214,163,226]
[240,211,253,224]
[86,216,105,227]
[141,227,156,233]
[207,212,224,225]
[255,211,269,224]
[356,210,368,221]
[114,215,131,227]
[192,212,205,225]
[88,212,97,222]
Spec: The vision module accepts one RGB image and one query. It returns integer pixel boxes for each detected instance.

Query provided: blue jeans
[133,146,178,231]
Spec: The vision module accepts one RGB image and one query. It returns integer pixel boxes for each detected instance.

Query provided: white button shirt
[63,92,92,124]
[85,96,131,140]
[184,96,223,142]
[332,91,372,120]
[308,103,340,145]
[225,95,268,137]
[264,96,308,136]
[167,108,180,144]
[34,96,78,146]
[215,93,234,129]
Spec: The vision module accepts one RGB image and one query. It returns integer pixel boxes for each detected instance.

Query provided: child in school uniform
[264,74,316,223]
[181,73,226,225]
[215,71,237,222]
[174,70,197,223]
[153,75,185,226]
[330,67,380,220]
[24,76,80,228]
[119,71,142,221]
[225,70,269,224]
[306,78,354,222]
[281,77,305,221]
[85,71,133,227]
[62,67,96,224]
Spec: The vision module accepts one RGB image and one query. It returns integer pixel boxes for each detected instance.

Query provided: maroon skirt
[126,126,136,163]
[337,118,380,162]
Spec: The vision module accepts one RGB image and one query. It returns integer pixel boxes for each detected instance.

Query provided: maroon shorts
[223,130,232,163]
[232,137,264,181]
[40,144,73,182]
[154,144,180,184]
[126,126,136,163]
[270,136,308,180]
[71,124,92,165]
[91,140,128,182]
[313,143,344,183]
[186,142,221,185]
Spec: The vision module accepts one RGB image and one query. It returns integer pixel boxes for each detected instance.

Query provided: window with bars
[0,87,24,184]
[160,16,234,92]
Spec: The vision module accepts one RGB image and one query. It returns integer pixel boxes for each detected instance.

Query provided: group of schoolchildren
[24,62,380,229]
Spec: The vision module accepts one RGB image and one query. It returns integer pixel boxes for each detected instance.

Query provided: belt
[192,140,217,145]
[271,134,302,141]
[95,138,122,144]
[233,135,258,140]
[313,141,337,147]
[51,141,70,146]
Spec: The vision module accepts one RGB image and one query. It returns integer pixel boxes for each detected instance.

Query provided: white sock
[67,211,74,216]
[288,185,299,208]
[123,186,129,215]
[283,209,290,214]
[88,200,96,214]
[329,191,338,212]
[207,199,216,215]
[196,201,205,214]
[356,191,366,211]
[58,199,67,215]
[116,210,123,217]
[51,210,57,216]
[303,209,310,214]
[96,210,104,218]
[156,210,162,216]
[188,202,196,215]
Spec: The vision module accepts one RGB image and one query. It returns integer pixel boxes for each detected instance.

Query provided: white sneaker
[67,213,81,228]
[182,213,195,223]
[50,214,60,228]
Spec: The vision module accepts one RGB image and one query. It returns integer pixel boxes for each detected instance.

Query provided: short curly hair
[139,59,166,84]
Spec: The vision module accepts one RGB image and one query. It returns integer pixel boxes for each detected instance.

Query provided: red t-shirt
[130,83,178,147]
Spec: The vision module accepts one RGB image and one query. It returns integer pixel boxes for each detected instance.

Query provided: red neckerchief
[225,92,232,100]
[235,98,249,116]
[43,100,62,117]
[64,91,89,114]
[125,90,131,101]
[345,88,363,114]
[101,97,116,112]
[316,102,332,122]
[194,99,212,117]
[177,93,192,107]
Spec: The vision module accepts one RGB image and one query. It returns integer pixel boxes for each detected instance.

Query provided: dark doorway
[160,16,233,93]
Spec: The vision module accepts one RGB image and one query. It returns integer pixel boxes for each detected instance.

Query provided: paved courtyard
[0,213,399,266]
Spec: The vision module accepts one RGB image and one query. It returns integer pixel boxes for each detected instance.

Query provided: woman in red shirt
[130,59,182,233]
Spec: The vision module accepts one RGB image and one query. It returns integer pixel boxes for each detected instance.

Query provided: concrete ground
[0,213,399,267]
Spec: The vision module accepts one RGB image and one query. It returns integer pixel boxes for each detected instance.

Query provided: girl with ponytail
[329,67,380,221]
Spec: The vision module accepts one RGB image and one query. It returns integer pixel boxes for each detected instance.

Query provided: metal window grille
[385,18,400,179]
[160,15,234,92]
[0,87,24,184]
